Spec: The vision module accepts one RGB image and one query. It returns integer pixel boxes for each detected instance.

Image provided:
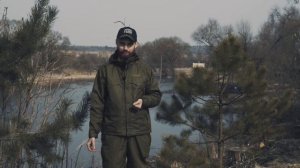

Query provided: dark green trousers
[101,134,151,168]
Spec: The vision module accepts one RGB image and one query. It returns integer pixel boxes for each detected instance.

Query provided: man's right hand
[87,137,96,152]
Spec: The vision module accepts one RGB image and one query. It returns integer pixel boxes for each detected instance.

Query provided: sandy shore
[51,73,96,81]
[36,73,97,85]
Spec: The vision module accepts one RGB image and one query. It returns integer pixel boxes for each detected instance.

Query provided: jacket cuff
[141,96,150,108]
[89,130,99,139]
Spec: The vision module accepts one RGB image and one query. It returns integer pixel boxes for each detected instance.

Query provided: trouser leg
[127,134,151,168]
[101,134,127,168]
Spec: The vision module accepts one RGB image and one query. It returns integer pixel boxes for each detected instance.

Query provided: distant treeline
[67,45,115,52]
[59,45,209,76]
[67,45,207,55]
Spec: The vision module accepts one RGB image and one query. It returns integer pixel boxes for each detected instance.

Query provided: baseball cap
[116,27,137,42]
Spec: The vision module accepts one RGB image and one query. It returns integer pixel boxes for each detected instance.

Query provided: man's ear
[134,42,139,49]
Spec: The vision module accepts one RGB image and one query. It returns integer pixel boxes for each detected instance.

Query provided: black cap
[116,27,137,42]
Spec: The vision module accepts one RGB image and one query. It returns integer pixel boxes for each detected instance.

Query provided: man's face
[116,39,137,58]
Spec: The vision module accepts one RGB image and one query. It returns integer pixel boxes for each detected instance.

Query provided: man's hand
[133,99,143,109]
[86,137,96,152]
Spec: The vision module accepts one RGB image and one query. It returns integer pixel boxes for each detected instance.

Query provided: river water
[64,81,186,167]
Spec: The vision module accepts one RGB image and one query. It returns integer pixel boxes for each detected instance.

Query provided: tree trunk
[65,144,69,168]
[218,104,224,168]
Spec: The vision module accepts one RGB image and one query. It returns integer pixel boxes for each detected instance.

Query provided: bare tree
[192,19,232,48]
[138,37,191,81]
[236,20,253,52]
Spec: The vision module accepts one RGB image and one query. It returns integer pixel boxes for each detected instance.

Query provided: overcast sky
[1,0,293,46]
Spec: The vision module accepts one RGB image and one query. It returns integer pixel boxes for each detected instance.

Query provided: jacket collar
[109,51,139,68]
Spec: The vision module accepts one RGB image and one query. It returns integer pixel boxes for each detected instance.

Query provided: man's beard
[121,51,130,56]
[119,50,133,58]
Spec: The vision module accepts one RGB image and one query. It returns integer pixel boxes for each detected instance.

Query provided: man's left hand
[133,99,143,109]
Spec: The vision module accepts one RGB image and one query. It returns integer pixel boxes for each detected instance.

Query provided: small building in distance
[175,63,205,77]
[192,63,205,68]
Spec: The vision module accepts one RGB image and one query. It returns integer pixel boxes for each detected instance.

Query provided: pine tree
[157,35,293,168]
[0,0,89,167]
[157,130,208,168]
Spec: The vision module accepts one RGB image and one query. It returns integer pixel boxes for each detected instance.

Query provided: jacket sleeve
[142,69,162,109]
[88,67,106,138]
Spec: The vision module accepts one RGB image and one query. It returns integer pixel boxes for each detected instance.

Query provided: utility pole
[159,54,162,84]
[2,7,7,20]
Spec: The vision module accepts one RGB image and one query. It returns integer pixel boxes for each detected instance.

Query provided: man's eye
[120,42,133,46]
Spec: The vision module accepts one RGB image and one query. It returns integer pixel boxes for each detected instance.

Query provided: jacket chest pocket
[129,76,146,101]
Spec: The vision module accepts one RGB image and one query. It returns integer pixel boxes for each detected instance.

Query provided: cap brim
[118,35,136,42]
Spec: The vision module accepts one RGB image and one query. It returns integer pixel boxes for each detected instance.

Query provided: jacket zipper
[123,64,128,136]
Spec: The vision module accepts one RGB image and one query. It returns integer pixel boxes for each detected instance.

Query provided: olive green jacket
[89,52,162,138]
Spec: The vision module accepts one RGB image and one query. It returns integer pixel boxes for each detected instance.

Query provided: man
[87,27,161,168]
